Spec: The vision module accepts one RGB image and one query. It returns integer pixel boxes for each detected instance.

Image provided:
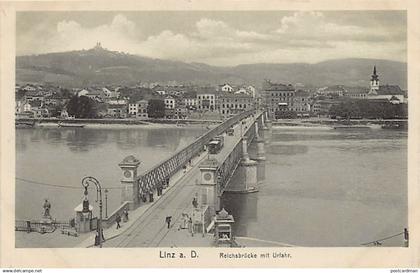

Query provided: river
[16,124,407,246]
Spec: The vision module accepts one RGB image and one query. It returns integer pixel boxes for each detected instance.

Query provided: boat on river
[381,122,407,130]
[333,125,370,130]
[15,120,35,128]
[58,122,85,128]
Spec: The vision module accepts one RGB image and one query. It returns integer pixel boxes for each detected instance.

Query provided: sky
[16,11,407,66]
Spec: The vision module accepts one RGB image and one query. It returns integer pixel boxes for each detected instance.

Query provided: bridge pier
[262,112,269,130]
[226,136,258,193]
[253,123,266,182]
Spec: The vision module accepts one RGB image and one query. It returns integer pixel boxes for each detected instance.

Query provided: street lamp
[82,176,103,248]
[105,189,108,218]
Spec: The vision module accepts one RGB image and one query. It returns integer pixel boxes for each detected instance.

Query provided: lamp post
[104,189,108,218]
[82,176,103,248]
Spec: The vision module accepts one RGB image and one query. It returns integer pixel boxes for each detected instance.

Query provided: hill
[16,47,407,89]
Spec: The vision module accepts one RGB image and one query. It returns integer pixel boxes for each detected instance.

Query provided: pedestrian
[189,217,194,237]
[192,197,198,208]
[141,192,147,203]
[165,216,172,229]
[94,233,99,246]
[116,214,121,229]
[183,165,187,173]
[149,190,154,202]
[188,159,192,166]
[101,229,105,242]
[166,177,170,187]
[123,209,129,222]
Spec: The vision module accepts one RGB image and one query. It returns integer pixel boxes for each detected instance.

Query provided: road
[103,114,257,247]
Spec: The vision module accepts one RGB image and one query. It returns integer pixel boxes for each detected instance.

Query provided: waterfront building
[312,100,341,117]
[128,100,149,118]
[184,96,198,109]
[137,100,149,119]
[219,93,253,119]
[263,80,295,118]
[15,100,32,113]
[197,90,217,111]
[128,103,139,116]
[107,104,128,118]
[164,96,176,109]
[292,90,312,113]
[175,99,188,119]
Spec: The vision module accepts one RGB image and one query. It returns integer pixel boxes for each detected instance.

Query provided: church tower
[369,65,379,95]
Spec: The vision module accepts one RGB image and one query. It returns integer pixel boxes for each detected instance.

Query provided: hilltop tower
[94,42,103,49]
[369,65,379,95]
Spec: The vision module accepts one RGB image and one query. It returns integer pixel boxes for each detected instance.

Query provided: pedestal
[198,158,219,215]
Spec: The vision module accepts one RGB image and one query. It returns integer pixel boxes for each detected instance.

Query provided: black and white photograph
[9,9,411,251]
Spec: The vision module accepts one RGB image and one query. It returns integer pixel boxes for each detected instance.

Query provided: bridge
[77,110,272,247]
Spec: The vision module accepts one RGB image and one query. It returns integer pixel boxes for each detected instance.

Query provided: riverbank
[16,117,222,125]
[272,118,407,129]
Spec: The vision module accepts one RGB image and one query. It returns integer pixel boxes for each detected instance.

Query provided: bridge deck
[102,114,257,247]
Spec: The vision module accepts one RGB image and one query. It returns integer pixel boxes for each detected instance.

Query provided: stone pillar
[240,137,258,192]
[74,203,93,233]
[266,119,273,130]
[256,138,266,161]
[198,158,220,216]
[256,159,266,182]
[262,113,269,130]
[118,155,141,208]
[253,123,266,182]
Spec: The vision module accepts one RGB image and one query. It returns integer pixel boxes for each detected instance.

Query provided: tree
[147,99,165,118]
[66,95,97,118]
[328,99,407,119]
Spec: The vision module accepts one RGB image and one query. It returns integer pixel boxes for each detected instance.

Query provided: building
[312,100,341,117]
[197,91,217,111]
[164,96,176,109]
[107,104,127,118]
[319,85,346,97]
[219,93,253,119]
[174,99,188,119]
[292,90,312,113]
[128,103,139,116]
[184,97,197,109]
[263,80,295,118]
[366,66,407,104]
[247,85,257,98]
[77,89,90,97]
[345,87,369,99]
[219,84,233,92]
[128,100,149,118]
[137,100,149,119]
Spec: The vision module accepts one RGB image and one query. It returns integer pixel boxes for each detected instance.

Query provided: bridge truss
[136,110,262,201]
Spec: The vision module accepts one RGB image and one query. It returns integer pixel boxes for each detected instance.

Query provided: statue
[43,199,51,218]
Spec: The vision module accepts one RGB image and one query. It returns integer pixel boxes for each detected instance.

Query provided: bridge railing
[216,115,259,194]
[15,219,72,233]
[136,109,257,198]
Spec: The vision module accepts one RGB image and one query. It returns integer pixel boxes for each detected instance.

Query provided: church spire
[369,65,379,95]
[371,65,378,81]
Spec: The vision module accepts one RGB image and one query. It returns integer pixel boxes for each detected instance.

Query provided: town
[15,65,408,124]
